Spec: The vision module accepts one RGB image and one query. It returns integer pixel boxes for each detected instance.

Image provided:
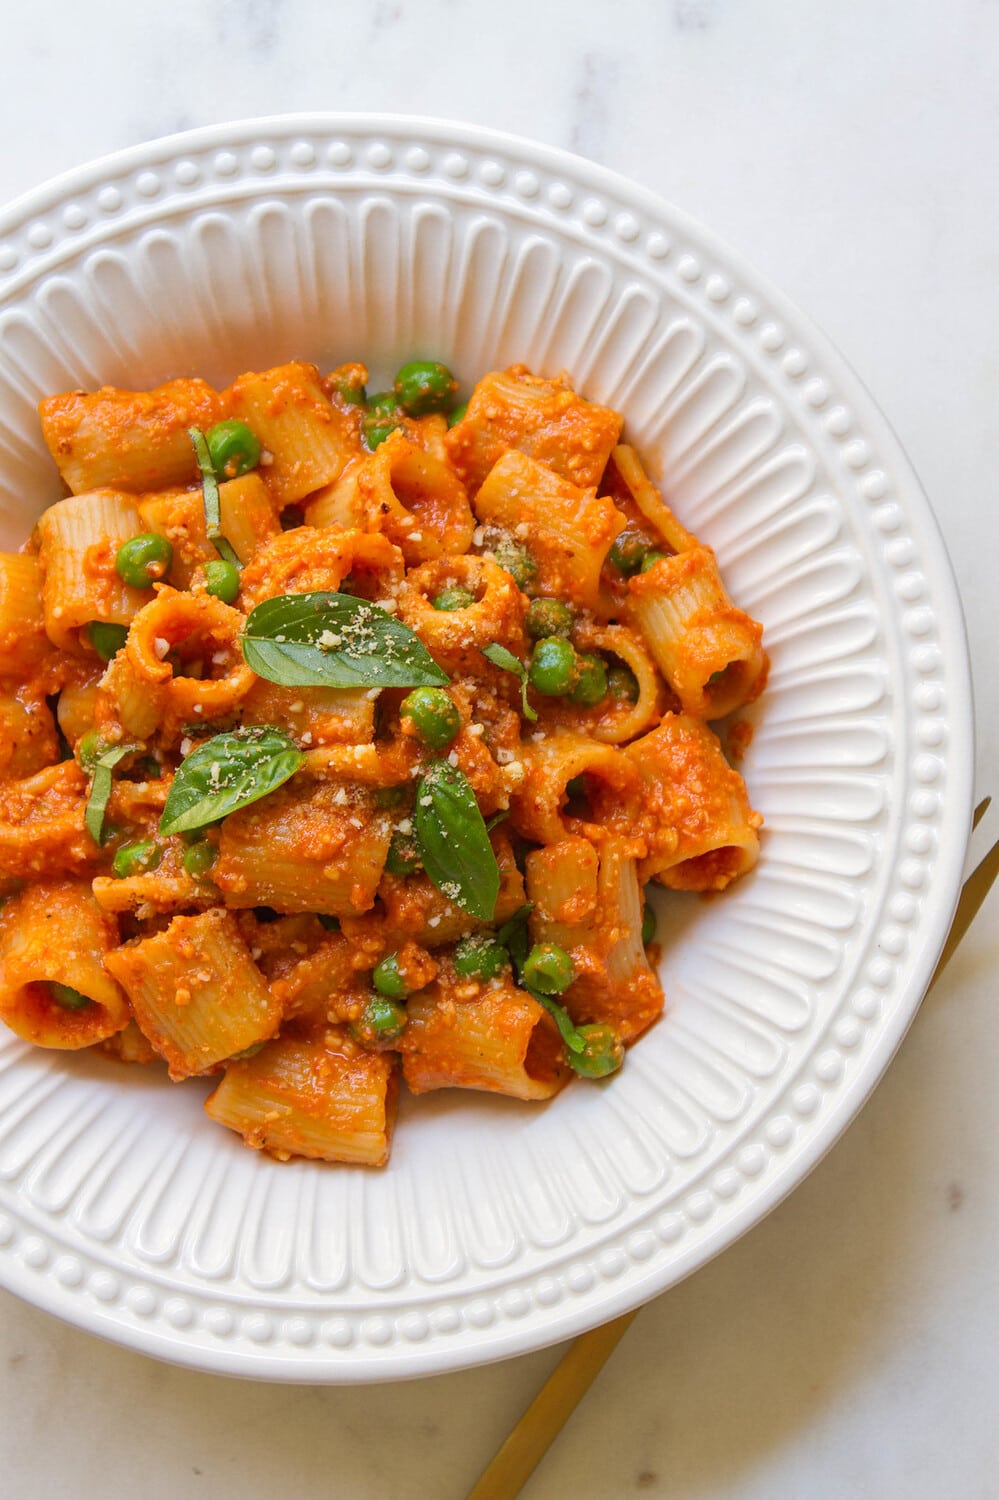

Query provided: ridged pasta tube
[0,881,129,1048]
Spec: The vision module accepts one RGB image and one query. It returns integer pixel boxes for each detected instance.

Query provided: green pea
[432,586,475,612]
[384,830,421,877]
[642,901,656,946]
[112,839,162,879]
[447,401,468,428]
[204,558,240,604]
[529,636,577,697]
[76,730,105,776]
[571,654,608,707]
[182,841,217,879]
[453,934,509,981]
[607,530,650,577]
[85,621,129,661]
[330,375,367,406]
[494,541,536,590]
[361,391,403,451]
[570,1023,624,1079]
[206,419,262,478]
[366,390,400,418]
[523,941,574,995]
[525,598,573,640]
[350,995,407,1046]
[49,981,91,1012]
[607,665,639,702]
[393,360,458,417]
[114,533,173,590]
[640,550,668,574]
[372,952,410,999]
[400,687,461,751]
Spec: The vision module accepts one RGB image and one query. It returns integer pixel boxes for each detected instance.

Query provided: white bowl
[0,115,973,1380]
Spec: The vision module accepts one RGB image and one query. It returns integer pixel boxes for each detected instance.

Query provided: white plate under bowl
[0,115,973,1381]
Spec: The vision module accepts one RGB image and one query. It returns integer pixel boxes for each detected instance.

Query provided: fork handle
[466,1311,637,1500]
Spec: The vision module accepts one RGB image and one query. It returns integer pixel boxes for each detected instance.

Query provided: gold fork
[467,797,998,1500]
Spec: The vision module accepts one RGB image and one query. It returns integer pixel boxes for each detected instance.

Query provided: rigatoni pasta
[104,908,281,1079]
[0,354,766,1167]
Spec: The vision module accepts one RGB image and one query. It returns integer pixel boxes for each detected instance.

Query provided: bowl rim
[0,112,975,1382]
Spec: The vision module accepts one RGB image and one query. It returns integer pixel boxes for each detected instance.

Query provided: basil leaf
[525,985,586,1055]
[485,809,509,832]
[414,760,500,920]
[496,902,533,976]
[242,591,449,691]
[481,642,538,722]
[159,727,304,836]
[85,743,140,846]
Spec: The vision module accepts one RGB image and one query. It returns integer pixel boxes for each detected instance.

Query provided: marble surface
[1,3,997,1497]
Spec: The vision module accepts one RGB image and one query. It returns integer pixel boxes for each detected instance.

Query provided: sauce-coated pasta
[0,360,766,1166]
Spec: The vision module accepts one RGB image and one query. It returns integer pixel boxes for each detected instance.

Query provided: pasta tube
[224,362,356,505]
[625,714,762,890]
[446,366,622,494]
[308,432,475,564]
[0,553,52,676]
[214,781,394,917]
[38,378,224,494]
[401,979,568,1100]
[103,587,253,739]
[35,490,150,653]
[526,836,663,1043]
[0,881,129,1048]
[509,730,641,846]
[238,526,405,609]
[240,678,376,748]
[205,1028,399,1165]
[627,546,768,720]
[397,555,528,678]
[474,450,625,612]
[54,661,103,748]
[104,907,282,1079]
[0,687,59,780]
[0,762,94,881]
[605,444,698,554]
[136,474,280,585]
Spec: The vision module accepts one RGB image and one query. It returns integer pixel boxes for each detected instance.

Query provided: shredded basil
[242,591,450,691]
[413,760,500,920]
[189,426,221,535]
[85,743,139,846]
[189,425,242,570]
[213,535,242,570]
[159,726,304,836]
[496,902,533,977]
[525,985,587,1055]
[481,642,538,722]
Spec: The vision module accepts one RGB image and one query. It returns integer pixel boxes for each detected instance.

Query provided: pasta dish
[0,359,766,1166]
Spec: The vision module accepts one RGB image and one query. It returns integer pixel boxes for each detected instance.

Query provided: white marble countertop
[1,3,997,1496]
